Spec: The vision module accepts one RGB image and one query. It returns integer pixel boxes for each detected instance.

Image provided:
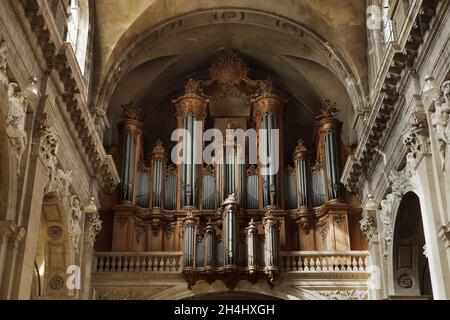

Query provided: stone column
[11,116,57,299]
[403,112,450,299]
[0,221,25,299]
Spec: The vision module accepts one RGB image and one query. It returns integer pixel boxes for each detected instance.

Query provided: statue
[6,82,28,167]
[69,195,82,252]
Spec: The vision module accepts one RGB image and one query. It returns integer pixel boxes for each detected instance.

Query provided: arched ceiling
[93,0,368,95]
[94,1,368,161]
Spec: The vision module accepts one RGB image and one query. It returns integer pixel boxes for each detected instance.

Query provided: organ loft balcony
[95,50,370,294]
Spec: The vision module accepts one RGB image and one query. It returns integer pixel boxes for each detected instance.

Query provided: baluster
[110,256,116,272]
[322,257,328,272]
[123,256,129,272]
[293,256,300,271]
[147,256,153,272]
[105,256,111,272]
[158,256,163,271]
[315,258,321,271]
[135,256,141,272]
[346,256,352,271]
[304,257,309,271]
[130,256,136,272]
[175,256,181,272]
[352,257,358,271]
[117,255,123,272]
[339,256,345,271]
[336,256,342,271]
[364,256,369,271]
[358,257,364,271]
[167,256,174,272]
[141,255,147,271]
[310,257,316,271]
[98,256,105,272]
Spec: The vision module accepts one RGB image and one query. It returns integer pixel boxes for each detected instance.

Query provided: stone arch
[391,192,432,297]
[31,195,76,299]
[95,5,367,145]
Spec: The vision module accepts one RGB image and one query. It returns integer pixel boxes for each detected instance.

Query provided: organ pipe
[316,100,342,202]
[164,164,178,210]
[150,140,166,208]
[222,193,239,266]
[246,219,258,273]
[204,220,215,268]
[293,138,310,208]
[183,208,197,268]
[263,206,279,283]
[173,79,208,209]
[246,165,259,209]
[252,88,285,209]
[119,103,143,203]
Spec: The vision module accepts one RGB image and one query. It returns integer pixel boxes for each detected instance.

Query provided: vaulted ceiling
[92,0,368,159]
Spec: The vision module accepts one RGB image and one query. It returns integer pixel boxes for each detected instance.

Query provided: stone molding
[13,0,119,194]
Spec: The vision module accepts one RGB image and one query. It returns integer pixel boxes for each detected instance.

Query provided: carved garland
[34,114,102,250]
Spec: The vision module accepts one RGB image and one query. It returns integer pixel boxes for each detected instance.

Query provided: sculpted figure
[6,82,28,166]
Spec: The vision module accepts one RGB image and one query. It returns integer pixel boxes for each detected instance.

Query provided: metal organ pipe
[150,140,166,208]
[293,139,310,208]
[252,92,285,209]
[164,165,177,210]
[263,207,279,282]
[173,87,208,209]
[222,194,239,266]
[183,210,196,268]
[317,101,342,202]
[119,104,143,203]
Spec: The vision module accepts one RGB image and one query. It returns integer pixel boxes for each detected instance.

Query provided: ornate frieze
[341,1,440,193]
[317,290,368,300]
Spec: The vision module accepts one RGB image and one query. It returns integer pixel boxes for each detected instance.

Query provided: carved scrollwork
[316,219,329,242]
[402,112,431,167]
[360,210,377,241]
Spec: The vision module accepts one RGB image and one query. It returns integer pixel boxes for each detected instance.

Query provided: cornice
[342,0,441,193]
[14,0,119,193]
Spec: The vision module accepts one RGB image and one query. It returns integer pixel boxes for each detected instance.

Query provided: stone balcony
[91,251,371,300]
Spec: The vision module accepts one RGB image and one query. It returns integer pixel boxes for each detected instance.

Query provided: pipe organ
[110,51,364,289]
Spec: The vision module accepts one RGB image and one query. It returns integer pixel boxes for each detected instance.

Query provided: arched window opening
[393,192,433,299]
[65,0,89,76]
[382,0,395,44]
[66,0,80,50]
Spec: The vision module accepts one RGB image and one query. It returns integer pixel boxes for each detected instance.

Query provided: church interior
[0,0,449,300]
